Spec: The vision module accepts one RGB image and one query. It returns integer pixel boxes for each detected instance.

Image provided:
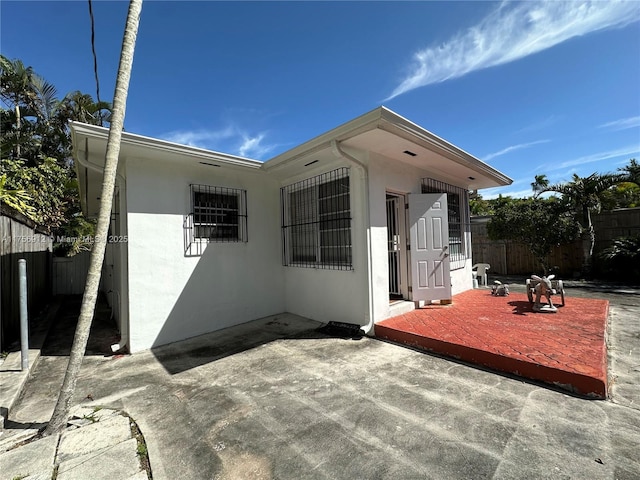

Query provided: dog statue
[491,280,510,296]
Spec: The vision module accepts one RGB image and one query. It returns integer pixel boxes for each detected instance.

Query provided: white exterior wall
[282,164,370,328]
[367,152,474,324]
[125,157,284,352]
[102,181,129,348]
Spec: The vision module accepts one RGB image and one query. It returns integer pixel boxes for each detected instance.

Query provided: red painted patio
[375,289,609,398]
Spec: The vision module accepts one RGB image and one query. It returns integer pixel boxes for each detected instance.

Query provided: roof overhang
[263,106,513,190]
[70,122,262,217]
[71,107,513,216]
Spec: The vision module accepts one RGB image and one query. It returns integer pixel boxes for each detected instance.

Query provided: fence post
[19,258,28,371]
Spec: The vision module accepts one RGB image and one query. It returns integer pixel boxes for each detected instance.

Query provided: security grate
[281,168,352,270]
[422,178,470,265]
[184,184,247,256]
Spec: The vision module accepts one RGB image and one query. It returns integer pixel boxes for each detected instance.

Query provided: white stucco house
[71,106,512,353]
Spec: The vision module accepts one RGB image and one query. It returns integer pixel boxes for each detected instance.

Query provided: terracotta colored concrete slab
[375,289,609,398]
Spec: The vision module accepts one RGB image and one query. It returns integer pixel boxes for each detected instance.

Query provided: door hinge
[406,244,410,251]
[408,286,412,292]
[405,204,409,209]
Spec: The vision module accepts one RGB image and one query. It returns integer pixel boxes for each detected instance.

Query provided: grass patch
[122,412,152,478]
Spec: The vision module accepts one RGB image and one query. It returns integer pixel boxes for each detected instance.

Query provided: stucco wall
[125,157,285,352]
[368,152,473,323]
[102,181,129,348]
[282,163,370,328]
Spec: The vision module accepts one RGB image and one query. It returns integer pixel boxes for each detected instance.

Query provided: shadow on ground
[40,295,120,357]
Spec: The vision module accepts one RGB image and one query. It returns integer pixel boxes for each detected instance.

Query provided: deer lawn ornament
[527,275,564,313]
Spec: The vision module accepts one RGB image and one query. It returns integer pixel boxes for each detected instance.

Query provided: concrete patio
[1,279,639,479]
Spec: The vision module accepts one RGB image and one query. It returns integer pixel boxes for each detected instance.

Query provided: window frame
[281,168,352,270]
[190,184,247,243]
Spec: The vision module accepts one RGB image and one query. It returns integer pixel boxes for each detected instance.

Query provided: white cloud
[515,115,560,134]
[553,145,640,171]
[162,126,236,148]
[481,187,537,200]
[598,116,640,131]
[386,1,640,100]
[484,139,550,161]
[238,133,276,159]
[160,125,277,160]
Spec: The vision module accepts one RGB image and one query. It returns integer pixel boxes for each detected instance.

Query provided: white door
[408,193,451,303]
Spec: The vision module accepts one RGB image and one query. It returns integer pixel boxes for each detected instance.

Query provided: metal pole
[19,258,28,370]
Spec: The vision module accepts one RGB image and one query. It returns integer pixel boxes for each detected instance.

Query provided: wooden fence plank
[471,208,640,276]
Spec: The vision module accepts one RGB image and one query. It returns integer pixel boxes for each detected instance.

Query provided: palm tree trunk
[15,104,21,158]
[581,207,595,277]
[44,0,143,436]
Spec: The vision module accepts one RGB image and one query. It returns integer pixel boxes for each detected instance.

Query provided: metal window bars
[421,177,470,265]
[281,168,352,270]
[184,184,247,256]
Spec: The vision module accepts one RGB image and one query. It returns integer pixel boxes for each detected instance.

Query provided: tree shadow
[41,295,120,357]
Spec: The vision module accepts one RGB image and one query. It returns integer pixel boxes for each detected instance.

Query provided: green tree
[1,54,65,161]
[619,158,640,185]
[45,0,143,436]
[532,172,627,276]
[487,196,580,274]
[2,55,109,249]
[58,90,111,126]
[469,191,494,216]
[600,182,640,210]
[0,173,36,218]
[597,236,640,282]
[0,157,67,228]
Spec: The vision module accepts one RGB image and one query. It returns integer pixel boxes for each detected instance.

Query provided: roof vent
[304,160,319,167]
[403,150,417,157]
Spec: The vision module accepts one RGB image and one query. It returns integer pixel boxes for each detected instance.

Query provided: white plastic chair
[472,263,490,287]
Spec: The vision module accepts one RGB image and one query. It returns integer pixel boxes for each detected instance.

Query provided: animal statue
[531,274,555,309]
[491,280,510,296]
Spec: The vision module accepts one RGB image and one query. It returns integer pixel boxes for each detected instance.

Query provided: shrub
[596,235,640,282]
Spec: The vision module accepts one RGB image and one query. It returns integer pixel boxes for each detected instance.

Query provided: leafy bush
[597,236,640,282]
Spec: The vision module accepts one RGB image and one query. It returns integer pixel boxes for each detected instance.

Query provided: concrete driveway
[8,281,640,479]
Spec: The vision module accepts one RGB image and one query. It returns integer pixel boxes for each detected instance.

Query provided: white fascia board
[69,121,263,170]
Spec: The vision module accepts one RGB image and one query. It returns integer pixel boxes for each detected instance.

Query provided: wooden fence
[52,251,91,295]
[471,207,640,276]
[0,204,52,351]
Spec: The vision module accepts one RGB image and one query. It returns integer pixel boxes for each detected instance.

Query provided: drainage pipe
[330,140,375,335]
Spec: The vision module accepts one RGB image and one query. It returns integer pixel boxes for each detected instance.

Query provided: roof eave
[377,108,513,187]
[69,121,263,169]
[262,107,512,187]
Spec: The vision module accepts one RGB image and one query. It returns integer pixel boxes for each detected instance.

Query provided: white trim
[70,121,263,169]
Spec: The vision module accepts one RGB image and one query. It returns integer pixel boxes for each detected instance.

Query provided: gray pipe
[19,258,28,370]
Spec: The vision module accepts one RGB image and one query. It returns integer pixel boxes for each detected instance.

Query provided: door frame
[385,191,409,301]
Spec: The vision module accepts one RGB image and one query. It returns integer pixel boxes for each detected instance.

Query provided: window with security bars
[421,178,470,266]
[190,184,247,242]
[281,168,352,269]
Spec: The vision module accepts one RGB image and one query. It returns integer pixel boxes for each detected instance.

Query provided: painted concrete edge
[374,324,608,399]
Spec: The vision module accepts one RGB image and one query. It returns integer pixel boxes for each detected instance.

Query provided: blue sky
[2,1,639,198]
